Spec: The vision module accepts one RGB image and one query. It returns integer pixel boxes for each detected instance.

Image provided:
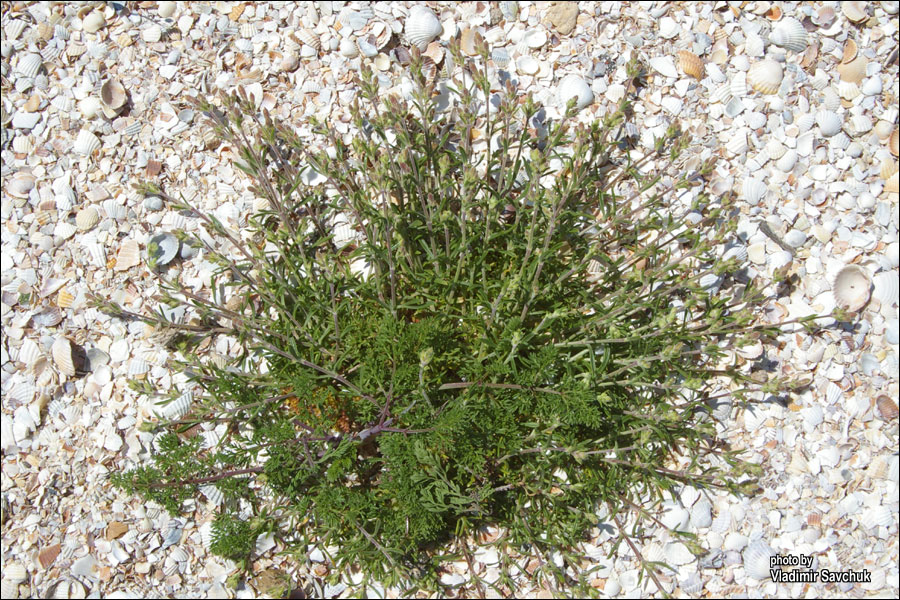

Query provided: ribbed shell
[73,129,101,156]
[768,17,807,52]
[747,60,783,94]
[405,6,442,50]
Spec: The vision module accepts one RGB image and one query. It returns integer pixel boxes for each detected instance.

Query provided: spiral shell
[677,50,704,79]
[405,6,442,50]
[769,17,807,52]
[747,60,783,94]
[833,265,871,312]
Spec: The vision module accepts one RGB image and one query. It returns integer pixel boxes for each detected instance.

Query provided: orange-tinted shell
[677,50,704,79]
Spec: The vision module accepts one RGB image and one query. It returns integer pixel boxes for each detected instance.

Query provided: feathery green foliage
[107,44,817,596]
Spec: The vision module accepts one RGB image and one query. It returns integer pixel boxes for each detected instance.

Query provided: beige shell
[833,265,871,312]
[838,80,861,101]
[76,206,99,231]
[837,55,867,84]
[82,10,106,33]
[8,173,36,199]
[100,78,127,111]
[885,172,899,194]
[294,28,320,50]
[890,128,899,157]
[57,288,75,308]
[12,136,34,155]
[115,239,141,270]
[52,337,76,376]
[747,60,783,94]
[841,39,858,64]
[677,50,704,79]
[842,1,868,23]
[879,159,898,181]
[877,395,899,420]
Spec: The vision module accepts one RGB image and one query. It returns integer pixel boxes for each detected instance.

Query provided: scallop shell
[766,139,786,160]
[860,505,892,529]
[76,207,99,231]
[677,50,704,79]
[726,129,749,156]
[873,271,899,306]
[12,135,34,155]
[816,110,842,137]
[842,1,869,23]
[890,129,899,157]
[876,395,899,420]
[833,265,871,312]
[52,337,76,376]
[557,75,593,111]
[742,177,767,204]
[776,149,797,172]
[116,239,141,270]
[295,28,320,50]
[649,56,679,79]
[16,53,43,78]
[405,6,442,50]
[201,485,225,506]
[882,159,898,181]
[838,80,861,100]
[102,199,127,221]
[5,19,27,41]
[100,78,127,111]
[743,540,775,580]
[747,60,783,94]
[73,129,101,156]
[842,39,858,64]
[157,391,192,420]
[837,56,867,84]
[5,564,26,585]
[769,17,807,52]
[147,233,180,268]
[55,222,77,240]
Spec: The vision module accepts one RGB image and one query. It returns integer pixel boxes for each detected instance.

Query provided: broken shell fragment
[147,233,180,268]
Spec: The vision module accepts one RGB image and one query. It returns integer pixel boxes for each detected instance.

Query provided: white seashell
[833,265,871,312]
[829,131,850,150]
[201,485,224,505]
[722,245,747,263]
[860,505,892,529]
[849,114,872,136]
[5,19,27,41]
[128,358,150,376]
[838,80,861,101]
[680,572,702,595]
[742,177,767,205]
[659,503,690,530]
[665,542,696,566]
[77,97,104,119]
[796,131,815,156]
[54,222,77,240]
[795,112,816,133]
[4,563,26,584]
[765,139,786,160]
[405,6,442,50]
[16,53,43,78]
[649,56,679,79]
[147,233,180,268]
[709,510,731,534]
[158,391,192,420]
[776,149,797,172]
[744,33,765,57]
[102,199,127,220]
[76,207,99,231]
[873,271,899,306]
[699,273,721,290]
[557,75,593,111]
[842,1,869,23]
[73,129,101,156]
[743,540,775,580]
[816,110,842,137]
[142,24,162,43]
[747,60,783,94]
[169,547,189,563]
[710,82,732,104]
[52,337,76,376]
[726,129,748,156]
[516,55,539,75]
[12,135,34,154]
[769,18,807,52]
[690,499,713,529]
[82,10,106,33]
[861,76,882,96]
[100,78,127,113]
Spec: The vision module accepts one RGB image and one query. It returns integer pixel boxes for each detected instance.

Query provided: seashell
[649,56,679,79]
[157,390,192,420]
[726,129,748,156]
[882,159,898,181]
[115,239,141,271]
[860,76,882,96]
[699,273,721,290]
[5,564,26,585]
[837,56,867,84]
[142,24,163,43]
[516,55,539,75]
[816,110,842,137]
[842,1,869,23]
[860,505,892,529]
[5,19,27,41]
[100,78,127,112]
[833,265,871,312]
[82,10,106,33]
[665,542,696,566]
[76,207,99,231]
[769,18,807,52]
[872,271,898,307]
[838,80,860,100]
[55,222,77,240]
[405,6,442,50]
[891,129,899,157]
[742,177,767,205]
[52,337,76,376]
[743,540,775,580]
[147,233,180,268]
[73,129,101,156]
[886,172,899,194]
[16,53,43,78]
[677,50,704,79]
[849,114,872,135]
[8,172,36,199]
[295,28,320,50]
[78,97,104,119]
[744,33,765,57]
[680,572,703,595]
[841,39,858,64]
[775,149,797,172]
[876,395,898,420]
[765,139,786,160]
[747,60,783,94]
[201,485,224,505]
[12,133,35,154]
[557,75,593,111]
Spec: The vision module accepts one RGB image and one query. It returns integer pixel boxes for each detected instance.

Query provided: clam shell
[882,159,898,181]
[649,56,679,79]
[201,485,224,506]
[102,199,127,220]
[766,139,786,160]
[873,271,899,306]
[52,337,76,376]
[742,177,767,204]
[82,10,106,33]
[76,206,99,231]
[842,39,858,64]
[837,56,867,84]
[876,395,899,420]
[838,80,861,100]
[890,129,898,157]
[100,78,127,111]
[842,1,869,23]
[769,17,807,52]
[816,110,842,137]
[747,60,783,94]
[16,53,43,78]
[5,19,27,41]
[680,572,703,595]
[147,233,180,268]
[860,505,892,529]
[743,540,775,580]
[55,222,77,240]
[557,75,593,111]
[8,173,36,199]
[677,50,704,79]
[833,265,871,312]
[73,129,101,156]
[726,129,749,156]
[295,28,320,50]
[12,135,33,157]
[405,6,442,50]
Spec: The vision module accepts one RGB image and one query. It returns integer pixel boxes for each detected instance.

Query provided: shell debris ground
[1,2,898,599]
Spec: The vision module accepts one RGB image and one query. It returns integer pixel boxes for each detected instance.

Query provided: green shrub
[107,47,815,595]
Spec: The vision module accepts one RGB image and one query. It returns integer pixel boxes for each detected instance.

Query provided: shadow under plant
[103,46,821,596]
